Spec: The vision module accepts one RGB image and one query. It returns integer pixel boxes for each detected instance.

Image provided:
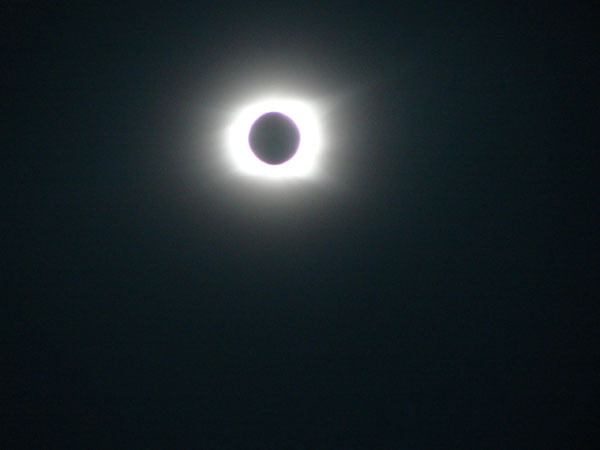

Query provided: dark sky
[4,1,598,448]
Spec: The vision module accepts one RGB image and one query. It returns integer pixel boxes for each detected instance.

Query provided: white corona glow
[226,97,322,180]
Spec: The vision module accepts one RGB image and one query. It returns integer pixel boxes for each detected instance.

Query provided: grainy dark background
[4,1,598,448]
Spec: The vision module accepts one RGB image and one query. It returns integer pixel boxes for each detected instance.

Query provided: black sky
[4,1,598,448]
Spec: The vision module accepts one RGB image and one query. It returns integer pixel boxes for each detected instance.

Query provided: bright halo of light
[226,97,322,180]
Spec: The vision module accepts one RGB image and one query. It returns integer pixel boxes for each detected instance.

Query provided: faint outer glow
[226,97,322,180]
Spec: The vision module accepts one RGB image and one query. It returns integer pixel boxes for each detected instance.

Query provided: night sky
[5,1,598,448]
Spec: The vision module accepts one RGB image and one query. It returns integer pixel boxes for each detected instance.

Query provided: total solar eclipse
[226,97,322,180]
[248,112,300,165]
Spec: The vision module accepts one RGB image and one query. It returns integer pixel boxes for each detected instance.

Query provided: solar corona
[226,97,323,180]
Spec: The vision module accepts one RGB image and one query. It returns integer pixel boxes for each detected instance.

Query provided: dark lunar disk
[248,112,300,165]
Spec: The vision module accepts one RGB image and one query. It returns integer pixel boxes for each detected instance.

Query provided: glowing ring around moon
[226,97,322,180]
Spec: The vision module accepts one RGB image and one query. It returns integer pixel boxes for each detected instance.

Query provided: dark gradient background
[4,1,598,448]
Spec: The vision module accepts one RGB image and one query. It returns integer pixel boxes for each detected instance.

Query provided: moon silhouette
[248,112,300,165]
